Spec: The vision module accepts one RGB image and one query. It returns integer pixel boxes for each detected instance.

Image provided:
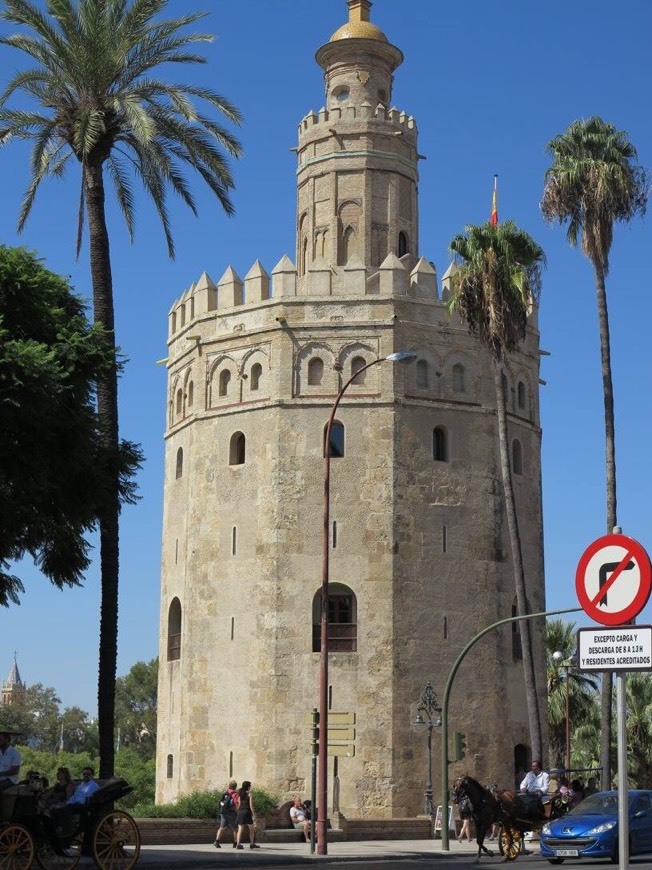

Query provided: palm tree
[0,0,242,776]
[546,619,598,768]
[541,117,649,787]
[625,674,652,788]
[448,220,546,759]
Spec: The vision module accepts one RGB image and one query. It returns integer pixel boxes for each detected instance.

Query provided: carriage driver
[520,760,552,817]
[0,731,21,793]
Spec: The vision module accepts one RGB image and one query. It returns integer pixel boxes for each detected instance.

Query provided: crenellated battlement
[166,252,449,340]
[298,102,417,140]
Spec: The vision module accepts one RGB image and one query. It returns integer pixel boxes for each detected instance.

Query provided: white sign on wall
[577,626,652,672]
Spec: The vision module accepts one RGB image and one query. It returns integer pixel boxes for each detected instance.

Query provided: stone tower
[156,0,546,817]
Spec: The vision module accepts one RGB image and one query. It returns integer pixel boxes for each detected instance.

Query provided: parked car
[540,790,652,863]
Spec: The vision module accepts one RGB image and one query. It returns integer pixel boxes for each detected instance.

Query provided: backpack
[220,790,236,812]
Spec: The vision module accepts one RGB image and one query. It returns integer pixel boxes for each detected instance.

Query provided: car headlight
[588,820,617,835]
[541,824,552,835]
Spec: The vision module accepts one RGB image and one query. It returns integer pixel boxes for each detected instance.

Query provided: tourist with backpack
[213,779,239,848]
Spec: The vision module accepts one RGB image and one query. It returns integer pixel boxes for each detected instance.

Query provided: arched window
[325,420,344,458]
[175,388,183,416]
[230,432,246,465]
[219,369,231,397]
[167,598,182,662]
[341,225,355,264]
[452,363,466,393]
[166,755,174,778]
[250,363,262,391]
[351,355,366,384]
[398,231,409,257]
[512,439,523,475]
[187,381,194,409]
[175,447,183,480]
[416,359,429,389]
[512,600,523,661]
[308,357,324,386]
[433,427,448,462]
[517,381,526,411]
[312,584,357,652]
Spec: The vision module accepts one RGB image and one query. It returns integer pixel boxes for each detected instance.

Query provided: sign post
[575,533,652,870]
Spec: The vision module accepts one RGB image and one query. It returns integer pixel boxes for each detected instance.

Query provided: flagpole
[491,174,498,226]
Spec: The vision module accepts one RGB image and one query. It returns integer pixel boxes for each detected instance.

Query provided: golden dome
[330,0,388,43]
[329,20,388,43]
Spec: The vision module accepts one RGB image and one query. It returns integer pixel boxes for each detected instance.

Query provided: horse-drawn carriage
[455,775,573,862]
[0,773,140,869]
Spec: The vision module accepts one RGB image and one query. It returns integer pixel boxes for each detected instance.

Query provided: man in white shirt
[0,731,21,792]
[520,760,552,817]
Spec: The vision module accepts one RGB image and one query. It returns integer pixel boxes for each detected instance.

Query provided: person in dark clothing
[235,780,260,850]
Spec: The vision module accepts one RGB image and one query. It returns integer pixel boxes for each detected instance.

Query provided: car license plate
[555,850,579,857]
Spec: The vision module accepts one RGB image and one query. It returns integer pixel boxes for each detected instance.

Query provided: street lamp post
[552,651,572,773]
[413,682,442,816]
[317,349,417,856]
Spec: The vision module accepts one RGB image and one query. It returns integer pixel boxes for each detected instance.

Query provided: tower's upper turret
[296,0,416,281]
[317,0,403,112]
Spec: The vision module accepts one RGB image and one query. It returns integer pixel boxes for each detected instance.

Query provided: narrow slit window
[452,363,465,393]
[517,381,526,410]
[308,357,324,386]
[231,616,235,640]
[166,755,173,778]
[443,616,448,640]
[232,527,237,555]
[325,421,345,458]
[416,359,429,389]
[250,363,262,391]
[433,427,447,462]
[442,525,447,553]
[229,432,246,465]
[219,369,231,397]
[351,356,366,384]
[512,439,523,475]
[175,447,183,479]
[332,521,338,549]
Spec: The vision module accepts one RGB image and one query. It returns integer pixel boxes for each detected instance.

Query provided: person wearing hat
[0,730,21,792]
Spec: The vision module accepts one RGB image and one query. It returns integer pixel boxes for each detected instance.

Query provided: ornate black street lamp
[413,681,442,815]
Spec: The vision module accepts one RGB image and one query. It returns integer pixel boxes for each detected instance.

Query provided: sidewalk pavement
[135,837,513,868]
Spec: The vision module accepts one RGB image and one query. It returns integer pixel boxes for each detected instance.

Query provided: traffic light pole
[439,606,581,851]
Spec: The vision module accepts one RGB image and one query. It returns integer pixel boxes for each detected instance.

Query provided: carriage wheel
[35,831,82,870]
[498,826,521,861]
[0,823,35,870]
[92,810,140,870]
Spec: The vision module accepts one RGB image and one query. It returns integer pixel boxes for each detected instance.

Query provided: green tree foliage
[1,683,97,754]
[0,0,241,777]
[542,117,649,785]
[546,619,598,769]
[0,245,136,606]
[448,220,546,759]
[16,746,94,784]
[115,658,157,759]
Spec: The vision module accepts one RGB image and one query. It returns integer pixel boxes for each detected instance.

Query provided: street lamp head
[386,350,418,363]
[552,650,564,663]
[413,714,425,726]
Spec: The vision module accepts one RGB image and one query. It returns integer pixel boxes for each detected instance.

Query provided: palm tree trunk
[84,159,120,778]
[595,261,617,790]
[493,363,543,760]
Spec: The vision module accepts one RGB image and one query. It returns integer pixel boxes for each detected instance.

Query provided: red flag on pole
[490,175,498,226]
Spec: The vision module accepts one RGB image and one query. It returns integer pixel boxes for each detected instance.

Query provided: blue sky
[1,0,651,714]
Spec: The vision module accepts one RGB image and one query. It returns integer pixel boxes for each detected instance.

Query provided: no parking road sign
[575,533,652,626]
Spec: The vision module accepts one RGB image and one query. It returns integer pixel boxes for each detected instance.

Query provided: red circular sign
[576,534,652,626]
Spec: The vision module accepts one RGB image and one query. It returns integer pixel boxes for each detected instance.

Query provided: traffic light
[453,731,467,761]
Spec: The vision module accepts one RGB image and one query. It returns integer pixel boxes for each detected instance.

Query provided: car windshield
[570,794,619,815]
